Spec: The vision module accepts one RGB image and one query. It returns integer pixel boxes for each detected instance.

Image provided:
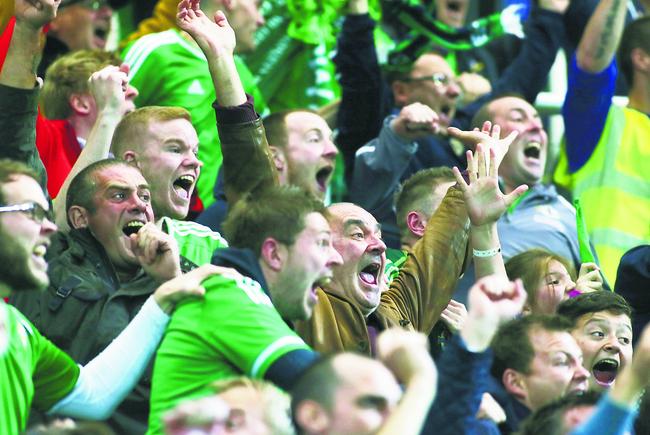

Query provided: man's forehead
[303,211,332,234]
[95,165,147,188]
[327,203,378,228]
[530,328,580,357]
[2,175,48,207]
[286,111,330,133]
[413,52,454,75]
[489,97,538,117]
[576,311,632,331]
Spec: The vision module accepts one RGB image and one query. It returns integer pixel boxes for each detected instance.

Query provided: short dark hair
[618,16,650,86]
[223,186,327,256]
[65,158,137,216]
[394,166,455,239]
[0,159,41,204]
[517,390,601,435]
[491,315,574,381]
[263,109,319,150]
[291,354,340,416]
[505,249,576,313]
[556,291,633,325]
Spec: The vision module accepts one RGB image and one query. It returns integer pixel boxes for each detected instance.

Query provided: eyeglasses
[0,202,54,223]
[403,72,458,88]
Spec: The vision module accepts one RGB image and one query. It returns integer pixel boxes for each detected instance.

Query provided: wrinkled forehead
[575,311,633,333]
[412,52,455,77]
[326,203,378,231]
[489,96,539,119]
[286,111,332,135]
[529,329,580,360]
[93,164,148,190]
[1,174,48,207]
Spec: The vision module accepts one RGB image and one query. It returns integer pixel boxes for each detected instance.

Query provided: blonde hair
[211,377,295,435]
[110,106,191,156]
[40,50,121,120]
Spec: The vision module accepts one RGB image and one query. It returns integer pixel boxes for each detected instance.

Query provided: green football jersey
[160,217,228,266]
[147,273,310,434]
[0,302,79,435]
[122,29,268,208]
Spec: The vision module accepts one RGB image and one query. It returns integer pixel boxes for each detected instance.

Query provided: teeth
[178,175,195,183]
[126,221,144,228]
[34,245,47,257]
[316,277,332,287]
[526,142,541,150]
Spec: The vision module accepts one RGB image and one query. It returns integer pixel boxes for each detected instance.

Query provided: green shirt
[0,302,79,434]
[147,273,310,434]
[160,217,228,266]
[122,29,268,208]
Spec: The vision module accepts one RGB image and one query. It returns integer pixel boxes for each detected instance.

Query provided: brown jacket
[217,102,469,356]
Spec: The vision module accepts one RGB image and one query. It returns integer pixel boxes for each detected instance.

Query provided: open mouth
[523,142,541,159]
[592,358,619,386]
[122,220,145,237]
[33,243,47,258]
[315,166,333,192]
[359,262,381,287]
[173,175,195,200]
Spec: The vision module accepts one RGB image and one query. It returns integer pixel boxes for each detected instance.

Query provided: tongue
[359,272,376,285]
[593,369,616,384]
[174,186,189,199]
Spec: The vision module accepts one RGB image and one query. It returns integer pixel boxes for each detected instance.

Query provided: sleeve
[422,335,495,435]
[20,313,80,411]
[383,186,470,333]
[569,394,638,435]
[0,84,47,187]
[455,8,567,130]
[562,56,616,173]
[348,115,418,218]
[334,13,391,182]
[214,96,278,206]
[47,296,169,419]
[202,276,314,380]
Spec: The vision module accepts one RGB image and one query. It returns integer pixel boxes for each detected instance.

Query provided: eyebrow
[585,318,632,333]
[343,219,381,233]
[106,183,150,192]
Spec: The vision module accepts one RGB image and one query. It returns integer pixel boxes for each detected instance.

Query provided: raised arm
[53,64,133,230]
[576,0,628,73]
[177,0,276,205]
[0,0,58,183]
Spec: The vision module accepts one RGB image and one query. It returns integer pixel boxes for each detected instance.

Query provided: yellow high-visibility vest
[554,104,650,284]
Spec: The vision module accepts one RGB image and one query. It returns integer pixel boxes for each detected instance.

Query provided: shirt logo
[187,79,205,95]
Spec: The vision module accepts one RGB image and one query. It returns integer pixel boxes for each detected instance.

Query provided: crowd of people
[0,0,649,434]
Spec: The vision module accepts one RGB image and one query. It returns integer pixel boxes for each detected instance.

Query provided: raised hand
[377,328,437,387]
[447,121,517,171]
[461,275,527,351]
[575,262,603,294]
[453,144,528,226]
[390,102,440,140]
[153,264,241,313]
[15,0,61,29]
[88,63,133,116]
[130,223,181,283]
[177,0,236,57]
[439,299,467,334]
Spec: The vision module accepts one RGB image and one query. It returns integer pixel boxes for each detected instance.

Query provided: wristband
[472,247,501,258]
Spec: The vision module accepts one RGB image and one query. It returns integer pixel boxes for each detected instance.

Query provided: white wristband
[472,247,501,258]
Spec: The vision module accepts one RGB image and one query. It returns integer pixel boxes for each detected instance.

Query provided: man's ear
[67,206,90,229]
[295,400,330,434]
[391,80,410,107]
[269,145,288,183]
[260,237,286,272]
[502,368,527,402]
[68,93,93,116]
[122,150,138,164]
[406,211,427,238]
[631,47,650,74]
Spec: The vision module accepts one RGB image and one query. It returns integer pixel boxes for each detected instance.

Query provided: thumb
[213,10,229,26]
[503,184,529,207]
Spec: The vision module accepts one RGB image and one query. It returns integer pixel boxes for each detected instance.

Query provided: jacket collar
[211,248,269,294]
